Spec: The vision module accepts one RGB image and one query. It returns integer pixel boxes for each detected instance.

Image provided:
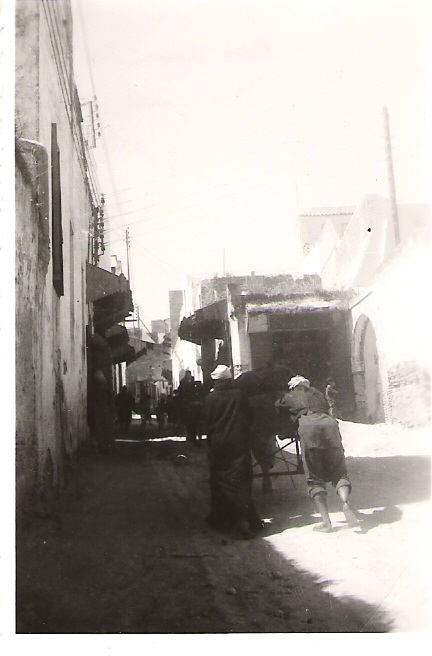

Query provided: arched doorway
[352,315,385,423]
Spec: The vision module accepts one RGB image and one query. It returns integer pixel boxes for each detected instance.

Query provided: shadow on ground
[255,451,430,536]
[16,435,427,634]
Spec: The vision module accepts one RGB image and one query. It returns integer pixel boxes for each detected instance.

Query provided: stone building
[15,0,133,515]
[126,336,172,410]
[175,273,356,415]
[301,194,431,425]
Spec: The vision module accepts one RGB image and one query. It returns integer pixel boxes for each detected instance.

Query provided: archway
[352,315,385,423]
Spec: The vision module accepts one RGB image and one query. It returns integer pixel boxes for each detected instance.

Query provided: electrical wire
[103,157,389,246]
[102,132,386,225]
[100,124,385,202]
[132,239,190,278]
[75,0,123,221]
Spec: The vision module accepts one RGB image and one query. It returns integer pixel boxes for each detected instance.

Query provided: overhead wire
[75,0,124,221]
[72,10,407,285]
[42,0,95,194]
[102,133,386,241]
[100,117,386,199]
[96,118,388,254]
[104,186,293,246]
[132,240,189,278]
[104,154,389,246]
[102,131,386,224]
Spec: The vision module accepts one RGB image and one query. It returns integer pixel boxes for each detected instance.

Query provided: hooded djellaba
[203,365,263,539]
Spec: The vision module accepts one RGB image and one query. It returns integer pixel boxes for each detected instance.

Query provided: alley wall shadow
[16,439,392,633]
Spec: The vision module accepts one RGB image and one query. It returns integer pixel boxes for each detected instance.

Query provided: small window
[51,123,64,296]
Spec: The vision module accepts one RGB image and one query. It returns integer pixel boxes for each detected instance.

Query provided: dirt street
[15,419,431,635]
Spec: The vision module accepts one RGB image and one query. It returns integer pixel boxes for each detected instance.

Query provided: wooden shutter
[51,123,64,296]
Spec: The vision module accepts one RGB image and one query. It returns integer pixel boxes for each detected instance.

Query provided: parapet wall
[201,273,322,306]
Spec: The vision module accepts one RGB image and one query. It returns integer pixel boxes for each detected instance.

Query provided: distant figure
[167,389,181,430]
[277,375,358,533]
[325,378,338,417]
[183,381,205,446]
[90,370,114,454]
[115,386,135,432]
[203,365,263,539]
[156,395,168,430]
[137,392,152,426]
[178,370,196,437]
[178,370,195,400]
[165,393,176,426]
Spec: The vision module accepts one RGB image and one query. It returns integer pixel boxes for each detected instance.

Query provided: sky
[71,0,432,326]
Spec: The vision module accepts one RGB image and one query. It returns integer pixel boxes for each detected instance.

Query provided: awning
[105,325,151,365]
[105,325,153,364]
[86,263,131,302]
[87,263,134,331]
[127,334,154,364]
[105,325,134,365]
[178,300,227,345]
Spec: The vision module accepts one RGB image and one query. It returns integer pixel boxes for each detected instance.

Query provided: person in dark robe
[156,395,168,429]
[276,375,358,533]
[136,392,152,427]
[165,393,176,426]
[203,365,263,539]
[90,370,115,454]
[248,391,279,494]
[115,386,135,432]
[178,370,196,437]
[183,381,205,446]
[178,369,195,399]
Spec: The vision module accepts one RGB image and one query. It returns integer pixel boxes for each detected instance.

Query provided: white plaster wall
[15,169,40,507]
[350,235,431,424]
[171,331,202,388]
[170,283,203,388]
[16,0,92,506]
[373,238,430,366]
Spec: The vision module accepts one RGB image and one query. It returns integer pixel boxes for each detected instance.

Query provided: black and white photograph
[3,0,432,647]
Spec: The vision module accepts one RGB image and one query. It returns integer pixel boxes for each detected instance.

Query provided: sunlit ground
[264,501,430,632]
[115,436,189,443]
[116,417,430,631]
[264,421,431,632]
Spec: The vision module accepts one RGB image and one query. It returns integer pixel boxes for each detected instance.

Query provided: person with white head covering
[210,364,233,381]
[203,364,263,539]
[288,375,310,390]
[277,374,329,417]
[276,375,358,533]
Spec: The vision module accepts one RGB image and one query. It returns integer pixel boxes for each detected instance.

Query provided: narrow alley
[11,0,431,647]
[16,417,431,634]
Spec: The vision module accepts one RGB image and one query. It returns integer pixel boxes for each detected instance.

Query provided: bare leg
[312,491,332,532]
[337,485,358,526]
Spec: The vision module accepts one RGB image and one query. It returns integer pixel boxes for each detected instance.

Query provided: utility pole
[125,227,131,281]
[92,206,99,265]
[383,106,401,245]
[136,304,140,336]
